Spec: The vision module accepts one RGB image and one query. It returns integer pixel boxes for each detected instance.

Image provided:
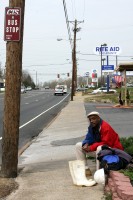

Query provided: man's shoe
[86,168,92,176]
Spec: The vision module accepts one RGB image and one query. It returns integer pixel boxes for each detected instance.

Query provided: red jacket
[89,120,123,152]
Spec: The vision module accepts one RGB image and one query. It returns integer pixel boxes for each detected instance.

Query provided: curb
[18,107,65,156]
[105,171,133,200]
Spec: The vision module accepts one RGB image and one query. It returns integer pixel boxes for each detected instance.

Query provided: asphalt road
[84,102,133,137]
[0,89,70,162]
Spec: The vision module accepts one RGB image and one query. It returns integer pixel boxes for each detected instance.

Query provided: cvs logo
[6,8,20,15]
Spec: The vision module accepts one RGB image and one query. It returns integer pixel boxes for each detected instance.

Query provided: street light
[101,43,107,86]
[102,58,106,66]
[102,58,106,85]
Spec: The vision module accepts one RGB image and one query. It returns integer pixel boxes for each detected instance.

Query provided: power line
[78,59,133,62]
[62,0,73,49]
[78,52,133,57]
[23,63,72,68]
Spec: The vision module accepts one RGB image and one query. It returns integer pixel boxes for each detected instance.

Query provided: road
[0,89,70,162]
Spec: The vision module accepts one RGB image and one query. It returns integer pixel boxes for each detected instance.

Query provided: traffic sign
[84,72,89,77]
[4,7,21,41]
[102,65,114,72]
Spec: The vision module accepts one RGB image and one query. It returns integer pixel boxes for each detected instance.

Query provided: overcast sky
[0,0,133,84]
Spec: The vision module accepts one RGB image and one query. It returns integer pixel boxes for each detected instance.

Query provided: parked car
[54,86,64,95]
[76,87,88,91]
[127,83,133,87]
[92,87,117,94]
[34,86,39,90]
[45,86,50,89]
[0,87,5,92]
[26,86,32,91]
[21,86,26,93]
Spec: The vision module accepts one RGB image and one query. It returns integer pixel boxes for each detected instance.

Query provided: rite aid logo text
[94,46,121,55]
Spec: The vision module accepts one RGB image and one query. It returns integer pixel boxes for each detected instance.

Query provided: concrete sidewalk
[7,93,104,200]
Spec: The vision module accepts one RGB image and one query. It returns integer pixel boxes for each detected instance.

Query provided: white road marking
[25,103,29,104]
[0,93,70,141]
[19,93,70,129]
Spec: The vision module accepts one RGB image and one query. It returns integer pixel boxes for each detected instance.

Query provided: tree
[0,62,3,78]
[22,70,35,88]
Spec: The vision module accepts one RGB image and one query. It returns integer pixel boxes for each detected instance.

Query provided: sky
[0,0,133,84]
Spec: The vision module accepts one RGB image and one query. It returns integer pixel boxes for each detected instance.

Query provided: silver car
[54,86,64,96]
[92,87,117,94]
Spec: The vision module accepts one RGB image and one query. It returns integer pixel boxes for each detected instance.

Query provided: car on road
[21,86,26,93]
[91,87,117,94]
[26,86,32,91]
[59,85,67,94]
[0,87,5,92]
[76,87,88,91]
[54,86,64,95]
[44,86,50,89]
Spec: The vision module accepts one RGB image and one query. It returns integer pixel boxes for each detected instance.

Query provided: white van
[60,85,67,94]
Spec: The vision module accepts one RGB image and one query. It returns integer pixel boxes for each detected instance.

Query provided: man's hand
[82,144,90,152]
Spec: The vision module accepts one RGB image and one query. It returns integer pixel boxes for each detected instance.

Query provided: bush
[120,137,133,182]
[120,137,133,156]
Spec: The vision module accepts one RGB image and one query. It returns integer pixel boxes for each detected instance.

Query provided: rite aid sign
[93,46,121,55]
[4,7,21,41]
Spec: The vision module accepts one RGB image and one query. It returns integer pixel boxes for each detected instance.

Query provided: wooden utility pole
[1,0,25,178]
[69,20,83,101]
[71,19,77,101]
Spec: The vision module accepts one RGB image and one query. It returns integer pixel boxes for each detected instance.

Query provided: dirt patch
[0,177,18,199]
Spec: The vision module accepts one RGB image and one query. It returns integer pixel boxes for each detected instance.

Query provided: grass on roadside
[120,137,133,181]
[83,87,133,104]
[102,193,112,200]
[84,93,119,104]
[120,137,133,156]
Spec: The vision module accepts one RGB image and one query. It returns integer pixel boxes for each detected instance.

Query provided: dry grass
[0,177,18,199]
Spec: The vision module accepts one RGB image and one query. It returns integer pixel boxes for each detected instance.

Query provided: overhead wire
[77,52,133,57]
[78,59,133,62]
[23,63,72,68]
[62,0,73,49]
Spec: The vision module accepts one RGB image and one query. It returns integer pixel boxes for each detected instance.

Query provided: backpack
[97,145,129,174]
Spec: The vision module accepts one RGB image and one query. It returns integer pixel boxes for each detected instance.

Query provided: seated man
[75,111,123,172]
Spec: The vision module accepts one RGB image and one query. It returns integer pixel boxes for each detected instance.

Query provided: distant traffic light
[57,74,60,78]
[67,73,70,77]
